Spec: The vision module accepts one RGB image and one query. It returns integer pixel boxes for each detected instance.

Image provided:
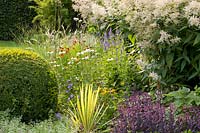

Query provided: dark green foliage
[31,0,77,31]
[0,0,36,40]
[0,48,58,122]
[145,17,200,90]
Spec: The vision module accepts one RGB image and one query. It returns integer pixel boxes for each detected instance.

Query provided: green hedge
[0,48,58,122]
[0,0,36,40]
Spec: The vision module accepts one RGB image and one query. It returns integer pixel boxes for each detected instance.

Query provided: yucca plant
[68,84,108,133]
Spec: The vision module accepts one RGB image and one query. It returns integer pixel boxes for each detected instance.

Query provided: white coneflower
[107,58,114,61]
[71,57,78,61]
[77,49,95,56]
[68,61,73,65]
[84,49,95,53]
[50,61,56,64]
[47,51,54,54]
[58,51,66,55]
[76,52,81,56]
[82,56,89,60]
[80,51,86,55]
[53,64,60,67]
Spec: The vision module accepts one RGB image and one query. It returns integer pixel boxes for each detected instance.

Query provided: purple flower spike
[108,28,114,38]
[103,41,110,51]
[67,83,73,89]
[104,32,109,41]
[70,94,74,98]
[55,113,62,120]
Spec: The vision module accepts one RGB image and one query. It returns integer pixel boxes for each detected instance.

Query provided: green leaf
[128,34,136,44]
[184,56,190,64]
[193,54,200,62]
[187,92,200,105]
[175,57,183,62]
[161,68,167,78]
[174,100,184,108]
[166,87,190,97]
[178,26,187,32]
[196,100,200,106]
[193,33,200,46]
[183,48,190,63]
[186,92,196,103]
[184,33,194,44]
[166,53,174,68]
[188,72,199,80]
[180,60,186,72]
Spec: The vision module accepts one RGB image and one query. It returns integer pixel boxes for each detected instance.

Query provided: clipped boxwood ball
[0,48,58,122]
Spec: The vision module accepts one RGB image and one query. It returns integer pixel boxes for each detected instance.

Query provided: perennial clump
[131,0,200,89]
[112,91,200,132]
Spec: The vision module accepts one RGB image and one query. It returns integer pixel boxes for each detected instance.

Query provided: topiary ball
[0,48,58,122]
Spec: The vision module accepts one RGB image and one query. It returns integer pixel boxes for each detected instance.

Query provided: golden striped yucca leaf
[68,84,108,133]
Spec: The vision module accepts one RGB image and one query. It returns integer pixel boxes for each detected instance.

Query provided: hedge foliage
[0,48,58,122]
[0,0,36,40]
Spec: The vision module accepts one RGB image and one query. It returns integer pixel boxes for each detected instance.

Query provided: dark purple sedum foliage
[112,91,200,133]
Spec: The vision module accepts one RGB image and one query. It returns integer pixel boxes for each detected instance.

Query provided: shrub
[72,0,133,37]
[112,91,200,133]
[129,0,200,90]
[31,0,77,30]
[0,48,58,122]
[0,0,36,40]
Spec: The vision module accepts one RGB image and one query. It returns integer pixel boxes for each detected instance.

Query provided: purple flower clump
[65,80,74,101]
[101,28,122,50]
[112,91,200,133]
